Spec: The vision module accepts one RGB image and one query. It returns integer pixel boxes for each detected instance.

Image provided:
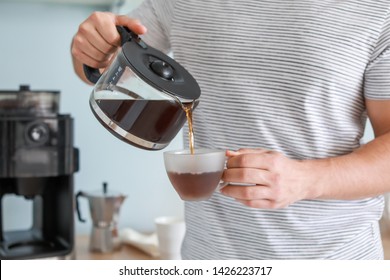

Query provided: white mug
[154,216,186,260]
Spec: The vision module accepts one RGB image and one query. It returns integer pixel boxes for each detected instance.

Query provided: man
[71,0,390,259]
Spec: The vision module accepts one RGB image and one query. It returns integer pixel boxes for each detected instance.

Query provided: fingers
[72,12,116,66]
[235,199,286,209]
[220,185,290,209]
[226,151,278,170]
[72,30,114,69]
[222,167,273,185]
[222,149,294,209]
[220,185,272,200]
[71,11,147,69]
[116,15,147,35]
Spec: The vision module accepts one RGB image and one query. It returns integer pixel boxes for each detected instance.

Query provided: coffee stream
[169,101,227,201]
[182,103,195,155]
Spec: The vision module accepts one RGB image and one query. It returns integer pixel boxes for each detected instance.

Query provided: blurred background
[0,0,388,238]
[0,0,184,235]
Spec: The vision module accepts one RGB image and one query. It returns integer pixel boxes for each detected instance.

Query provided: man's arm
[311,99,390,200]
[221,100,390,208]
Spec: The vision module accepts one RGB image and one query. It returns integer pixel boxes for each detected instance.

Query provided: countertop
[74,235,157,260]
[74,232,390,260]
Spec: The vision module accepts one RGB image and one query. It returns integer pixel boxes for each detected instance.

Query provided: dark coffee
[96,99,188,145]
[182,103,194,155]
[167,171,223,201]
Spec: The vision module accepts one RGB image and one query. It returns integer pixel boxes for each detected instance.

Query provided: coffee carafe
[84,26,201,150]
[76,182,126,253]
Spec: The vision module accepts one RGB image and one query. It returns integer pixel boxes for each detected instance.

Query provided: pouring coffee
[84,26,201,150]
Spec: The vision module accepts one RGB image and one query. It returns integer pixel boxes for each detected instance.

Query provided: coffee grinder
[0,85,79,259]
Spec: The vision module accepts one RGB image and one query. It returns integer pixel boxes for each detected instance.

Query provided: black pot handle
[83,26,138,84]
[75,191,86,223]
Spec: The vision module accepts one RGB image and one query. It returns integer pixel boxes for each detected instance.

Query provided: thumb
[115,15,147,35]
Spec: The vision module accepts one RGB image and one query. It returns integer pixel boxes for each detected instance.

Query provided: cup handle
[75,191,87,223]
[217,181,257,192]
[217,181,228,192]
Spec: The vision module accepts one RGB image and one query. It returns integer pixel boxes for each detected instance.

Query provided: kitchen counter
[74,235,157,260]
[75,232,390,260]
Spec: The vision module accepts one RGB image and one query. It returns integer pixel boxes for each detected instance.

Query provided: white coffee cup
[163,149,226,201]
[154,216,186,260]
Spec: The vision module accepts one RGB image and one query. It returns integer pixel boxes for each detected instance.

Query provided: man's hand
[221,149,317,209]
[71,12,147,83]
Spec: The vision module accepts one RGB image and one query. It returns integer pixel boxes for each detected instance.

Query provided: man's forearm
[306,132,390,200]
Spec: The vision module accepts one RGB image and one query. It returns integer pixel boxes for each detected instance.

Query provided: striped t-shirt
[130,0,390,259]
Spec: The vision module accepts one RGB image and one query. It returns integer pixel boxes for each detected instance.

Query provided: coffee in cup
[163,149,226,201]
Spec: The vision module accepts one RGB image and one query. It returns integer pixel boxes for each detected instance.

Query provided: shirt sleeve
[127,0,177,54]
[364,9,390,100]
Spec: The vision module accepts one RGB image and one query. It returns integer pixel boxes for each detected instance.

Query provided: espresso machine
[0,85,79,259]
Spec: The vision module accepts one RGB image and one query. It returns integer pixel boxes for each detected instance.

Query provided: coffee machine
[0,85,79,259]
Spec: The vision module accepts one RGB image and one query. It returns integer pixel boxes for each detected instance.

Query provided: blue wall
[0,1,184,235]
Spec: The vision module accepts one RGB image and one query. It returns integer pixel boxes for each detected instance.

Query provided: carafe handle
[75,191,87,223]
[83,26,138,84]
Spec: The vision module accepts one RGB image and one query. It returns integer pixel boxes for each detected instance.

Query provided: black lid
[0,85,60,95]
[0,85,60,116]
[121,33,201,101]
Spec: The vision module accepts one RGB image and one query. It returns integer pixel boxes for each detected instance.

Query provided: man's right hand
[71,11,147,84]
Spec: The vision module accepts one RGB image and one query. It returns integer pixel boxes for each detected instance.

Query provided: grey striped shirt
[130,0,390,259]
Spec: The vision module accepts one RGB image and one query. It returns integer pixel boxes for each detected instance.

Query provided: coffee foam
[164,149,226,174]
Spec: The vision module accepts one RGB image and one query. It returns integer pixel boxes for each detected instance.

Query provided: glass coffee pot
[84,26,201,150]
